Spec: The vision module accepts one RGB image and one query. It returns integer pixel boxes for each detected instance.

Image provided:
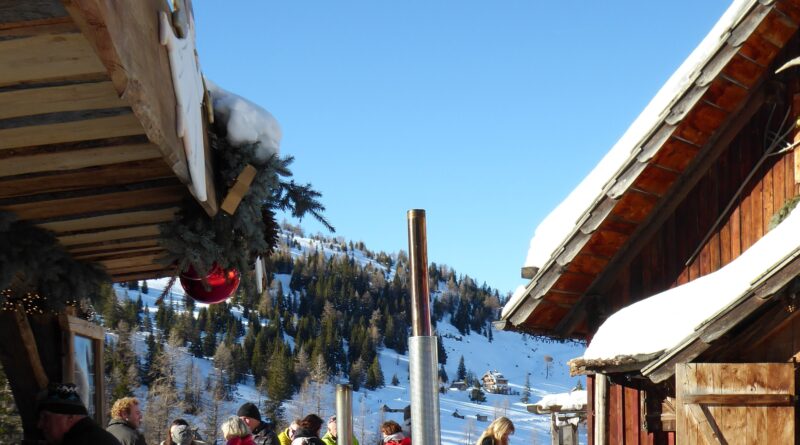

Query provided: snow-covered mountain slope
[118,228,586,444]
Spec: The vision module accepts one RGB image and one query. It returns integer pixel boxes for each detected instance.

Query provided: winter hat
[37,383,88,416]
[171,424,193,445]
[237,402,261,422]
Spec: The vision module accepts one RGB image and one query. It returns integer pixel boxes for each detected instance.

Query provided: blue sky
[194,1,731,296]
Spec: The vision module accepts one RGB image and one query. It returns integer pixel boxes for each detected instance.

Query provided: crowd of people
[36,382,514,445]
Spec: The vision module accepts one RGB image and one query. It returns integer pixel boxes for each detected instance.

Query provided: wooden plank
[703,77,750,113]
[682,394,794,406]
[651,138,701,172]
[1,184,186,220]
[0,142,160,177]
[13,309,48,390]
[221,164,257,215]
[0,80,123,120]
[608,383,622,445]
[112,269,174,283]
[74,246,164,261]
[63,0,191,184]
[105,263,170,275]
[68,238,160,254]
[99,252,164,270]
[0,114,144,150]
[39,207,177,233]
[0,31,106,87]
[58,224,161,246]
[0,158,174,199]
[0,0,68,24]
[632,165,679,197]
[624,387,640,445]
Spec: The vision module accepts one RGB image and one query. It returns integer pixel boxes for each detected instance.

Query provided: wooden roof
[0,0,217,282]
[499,0,800,338]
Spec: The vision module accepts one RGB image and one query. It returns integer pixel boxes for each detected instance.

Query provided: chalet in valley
[499,0,800,443]
[481,370,510,394]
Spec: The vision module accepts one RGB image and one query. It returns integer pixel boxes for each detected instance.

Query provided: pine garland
[0,211,108,313]
[769,195,800,230]
[159,126,334,300]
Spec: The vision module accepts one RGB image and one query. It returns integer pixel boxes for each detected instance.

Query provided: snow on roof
[531,390,587,412]
[206,80,282,162]
[580,207,800,362]
[504,0,755,319]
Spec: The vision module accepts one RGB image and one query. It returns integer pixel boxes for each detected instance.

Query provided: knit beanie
[237,402,261,422]
[37,383,88,416]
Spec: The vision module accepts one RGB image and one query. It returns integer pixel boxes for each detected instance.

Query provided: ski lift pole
[407,209,441,445]
[336,384,353,445]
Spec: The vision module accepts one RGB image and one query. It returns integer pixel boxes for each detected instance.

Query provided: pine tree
[0,364,22,443]
[348,358,365,392]
[437,335,447,364]
[365,356,384,390]
[456,355,466,381]
[521,373,531,404]
[391,374,400,386]
[141,280,149,294]
[266,344,293,402]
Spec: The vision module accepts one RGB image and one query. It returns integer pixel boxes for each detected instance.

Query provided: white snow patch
[207,80,282,162]
[531,390,587,412]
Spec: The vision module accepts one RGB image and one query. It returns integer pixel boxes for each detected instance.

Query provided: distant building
[449,380,468,391]
[481,370,509,394]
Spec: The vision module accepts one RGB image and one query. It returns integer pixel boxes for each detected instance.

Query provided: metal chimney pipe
[407,209,432,337]
[336,384,353,445]
[406,209,440,445]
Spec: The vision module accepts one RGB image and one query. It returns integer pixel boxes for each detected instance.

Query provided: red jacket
[383,433,411,445]
[228,435,257,445]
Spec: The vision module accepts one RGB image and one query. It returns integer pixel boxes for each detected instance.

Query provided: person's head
[380,420,402,437]
[287,420,300,439]
[36,383,88,444]
[299,414,323,435]
[327,415,337,437]
[167,419,193,445]
[221,415,250,440]
[237,402,262,431]
[481,417,514,445]
[110,397,143,429]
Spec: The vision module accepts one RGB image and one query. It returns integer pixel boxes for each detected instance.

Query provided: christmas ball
[179,263,240,304]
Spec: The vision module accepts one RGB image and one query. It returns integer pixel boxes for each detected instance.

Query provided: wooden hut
[0,0,224,441]
[498,0,800,443]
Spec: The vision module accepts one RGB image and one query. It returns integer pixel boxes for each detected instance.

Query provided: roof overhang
[0,0,218,281]
[501,0,800,339]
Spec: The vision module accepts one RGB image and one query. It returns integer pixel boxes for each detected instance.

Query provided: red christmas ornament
[179,263,240,304]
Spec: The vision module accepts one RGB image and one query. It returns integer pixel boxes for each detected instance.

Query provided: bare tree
[143,351,183,445]
[203,369,226,444]
[543,355,554,379]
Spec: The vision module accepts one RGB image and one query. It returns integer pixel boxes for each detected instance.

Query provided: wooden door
[676,363,795,444]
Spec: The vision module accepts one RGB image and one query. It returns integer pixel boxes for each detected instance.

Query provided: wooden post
[594,373,608,445]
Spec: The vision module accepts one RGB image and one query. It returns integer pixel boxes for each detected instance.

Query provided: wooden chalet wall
[587,47,800,445]
[603,101,797,314]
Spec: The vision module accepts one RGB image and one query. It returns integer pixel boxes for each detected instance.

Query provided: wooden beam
[74,246,164,261]
[39,207,177,233]
[99,252,165,270]
[13,309,48,390]
[105,263,172,275]
[0,113,144,150]
[0,31,106,87]
[0,1,69,25]
[1,184,186,220]
[686,404,726,445]
[63,0,191,184]
[0,158,175,199]
[0,142,161,177]
[683,393,794,406]
[221,164,256,215]
[0,80,123,120]
[112,269,174,282]
[68,238,160,254]
[58,224,161,246]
